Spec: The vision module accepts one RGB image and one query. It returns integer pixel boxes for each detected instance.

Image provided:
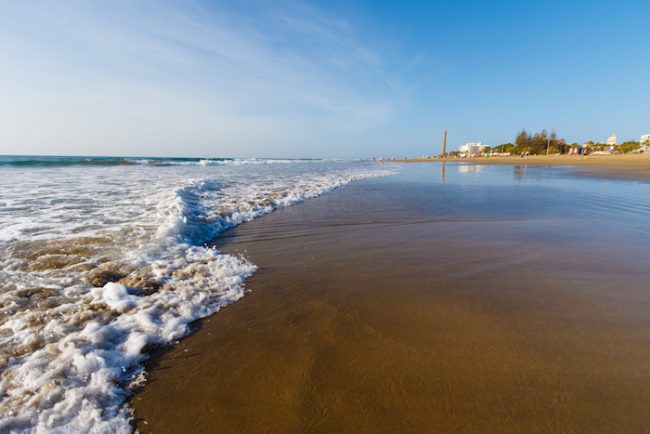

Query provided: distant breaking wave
[0,155,328,168]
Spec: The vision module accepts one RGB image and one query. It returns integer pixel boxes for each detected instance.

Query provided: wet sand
[132,166,650,433]
[392,153,650,180]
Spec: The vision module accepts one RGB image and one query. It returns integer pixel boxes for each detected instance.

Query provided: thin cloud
[0,0,405,157]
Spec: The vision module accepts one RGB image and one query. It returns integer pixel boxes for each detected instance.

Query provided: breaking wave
[0,155,328,168]
[0,160,394,433]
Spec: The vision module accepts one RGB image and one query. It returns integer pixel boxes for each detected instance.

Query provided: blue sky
[0,0,648,158]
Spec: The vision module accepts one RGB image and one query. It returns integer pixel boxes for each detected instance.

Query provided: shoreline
[132,165,650,433]
[383,153,650,180]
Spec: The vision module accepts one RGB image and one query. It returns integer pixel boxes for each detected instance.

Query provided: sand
[390,153,650,180]
[132,167,650,433]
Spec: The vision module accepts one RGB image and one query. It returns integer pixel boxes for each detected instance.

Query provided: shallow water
[0,157,393,433]
[375,162,650,247]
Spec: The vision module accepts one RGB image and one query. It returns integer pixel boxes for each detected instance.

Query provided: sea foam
[0,160,394,433]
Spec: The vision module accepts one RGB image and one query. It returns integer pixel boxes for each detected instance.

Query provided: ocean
[0,155,394,432]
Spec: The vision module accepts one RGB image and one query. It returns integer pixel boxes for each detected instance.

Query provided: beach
[133,163,650,433]
[389,153,650,180]
[4,1,649,433]
[0,157,392,432]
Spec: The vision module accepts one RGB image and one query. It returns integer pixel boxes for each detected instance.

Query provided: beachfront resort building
[607,134,617,145]
[641,134,650,152]
[459,142,487,158]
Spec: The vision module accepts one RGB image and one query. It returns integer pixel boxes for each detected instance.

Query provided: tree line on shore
[447,129,645,156]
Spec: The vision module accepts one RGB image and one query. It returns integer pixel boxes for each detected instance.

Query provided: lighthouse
[441,129,447,159]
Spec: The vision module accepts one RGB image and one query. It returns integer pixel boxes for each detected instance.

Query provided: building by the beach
[641,134,650,152]
[459,142,487,157]
[607,134,617,145]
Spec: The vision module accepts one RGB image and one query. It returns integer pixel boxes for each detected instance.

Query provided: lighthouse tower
[441,129,447,158]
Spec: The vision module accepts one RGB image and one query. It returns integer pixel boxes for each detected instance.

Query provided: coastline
[384,153,650,180]
[132,164,650,433]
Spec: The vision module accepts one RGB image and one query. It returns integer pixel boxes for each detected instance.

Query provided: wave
[0,156,330,168]
[0,156,233,168]
[0,164,396,433]
[0,157,140,167]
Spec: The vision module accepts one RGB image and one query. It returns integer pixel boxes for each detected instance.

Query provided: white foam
[0,160,395,433]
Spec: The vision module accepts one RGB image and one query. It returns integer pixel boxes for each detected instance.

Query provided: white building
[459,142,487,156]
[641,134,650,152]
[606,134,617,145]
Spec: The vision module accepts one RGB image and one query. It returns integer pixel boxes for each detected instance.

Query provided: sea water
[0,156,394,433]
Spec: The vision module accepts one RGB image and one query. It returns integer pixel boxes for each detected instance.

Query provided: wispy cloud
[0,0,405,156]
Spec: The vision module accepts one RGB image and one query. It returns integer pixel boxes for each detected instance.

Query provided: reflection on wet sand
[457,164,485,174]
[134,165,650,434]
[513,164,527,181]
